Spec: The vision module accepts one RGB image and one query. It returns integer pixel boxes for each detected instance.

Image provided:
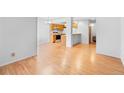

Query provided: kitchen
[37,17,96,48]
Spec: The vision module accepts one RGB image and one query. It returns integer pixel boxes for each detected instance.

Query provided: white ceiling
[39,17,64,21]
[73,17,96,21]
[39,17,96,23]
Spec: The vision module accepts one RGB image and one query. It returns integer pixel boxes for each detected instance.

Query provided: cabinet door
[50,35,56,43]
[61,35,66,46]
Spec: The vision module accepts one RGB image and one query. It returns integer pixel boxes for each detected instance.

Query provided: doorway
[88,21,96,44]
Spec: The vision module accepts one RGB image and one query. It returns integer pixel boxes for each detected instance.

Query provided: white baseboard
[96,50,120,59]
[0,54,37,67]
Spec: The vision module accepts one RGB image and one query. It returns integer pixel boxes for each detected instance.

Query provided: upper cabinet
[72,22,78,29]
[50,24,66,31]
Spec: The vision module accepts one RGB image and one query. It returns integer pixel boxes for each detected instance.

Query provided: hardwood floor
[0,43,124,75]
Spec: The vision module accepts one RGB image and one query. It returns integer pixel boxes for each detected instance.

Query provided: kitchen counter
[72,33,81,45]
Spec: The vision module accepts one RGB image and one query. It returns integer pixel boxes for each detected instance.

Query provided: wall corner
[121,57,124,65]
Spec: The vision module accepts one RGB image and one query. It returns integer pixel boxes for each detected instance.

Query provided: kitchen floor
[0,43,124,75]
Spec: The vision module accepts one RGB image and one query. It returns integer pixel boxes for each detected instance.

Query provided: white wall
[73,21,89,44]
[96,17,121,58]
[0,17,37,66]
[79,21,89,44]
[37,17,50,45]
[121,18,124,63]
[91,23,96,36]
[66,18,73,47]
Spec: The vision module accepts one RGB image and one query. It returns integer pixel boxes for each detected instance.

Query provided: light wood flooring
[0,43,124,75]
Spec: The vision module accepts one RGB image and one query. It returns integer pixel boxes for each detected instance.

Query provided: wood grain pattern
[50,24,65,31]
[0,43,124,75]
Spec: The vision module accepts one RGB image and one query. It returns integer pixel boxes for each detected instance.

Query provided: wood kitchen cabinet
[50,24,65,31]
[61,35,66,46]
[50,34,56,43]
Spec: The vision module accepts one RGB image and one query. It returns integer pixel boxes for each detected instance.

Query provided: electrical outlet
[11,52,15,57]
